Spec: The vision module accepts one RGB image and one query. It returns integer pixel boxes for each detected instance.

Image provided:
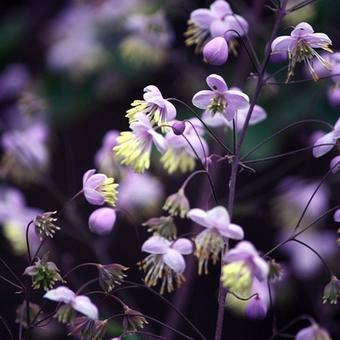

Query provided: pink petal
[164,100,177,121]
[226,90,249,108]
[333,209,340,222]
[171,238,193,255]
[72,295,98,320]
[191,9,215,28]
[330,156,340,173]
[206,74,228,93]
[206,206,230,230]
[84,188,105,206]
[202,111,228,127]
[219,223,244,240]
[44,286,75,303]
[163,249,186,274]
[85,173,106,190]
[88,208,116,234]
[142,235,170,254]
[83,169,96,186]
[271,36,294,53]
[253,256,269,281]
[210,0,232,17]
[192,90,214,109]
[149,130,167,153]
[187,208,209,228]
[250,105,267,124]
[210,20,229,38]
[312,131,335,158]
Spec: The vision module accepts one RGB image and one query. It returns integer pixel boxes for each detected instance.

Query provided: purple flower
[82,169,118,207]
[271,22,332,81]
[140,235,193,293]
[88,207,117,235]
[312,118,340,158]
[114,113,167,172]
[245,279,269,320]
[44,286,98,320]
[224,241,269,281]
[330,155,340,174]
[187,206,244,274]
[0,64,30,99]
[126,85,176,127]
[192,74,249,121]
[295,324,331,340]
[203,37,228,65]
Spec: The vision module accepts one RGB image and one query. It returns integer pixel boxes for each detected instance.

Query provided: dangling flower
[193,74,249,121]
[34,211,60,240]
[126,85,176,128]
[97,263,128,293]
[161,118,208,174]
[142,216,177,239]
[203,37,228,65]
[245,278,270,320]
[82,169,119,207]
[123,306,148,332]
[312,118,340,158]
[44,286,98,323]
[70,317,108,340]
[322,275,340,304]
[187,206,244,274]
[88,207,117,235]
[163,188,190,218]
[271,22,332,81]
[295,323,331,340]
[114,113,167,173]
[139,235,193,294]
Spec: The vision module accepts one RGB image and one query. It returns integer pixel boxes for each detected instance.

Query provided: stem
[62,262,98,279]
[25,221,33,264]
[0,274,23,290]
[0,316,14,339]
[213,1,289,339]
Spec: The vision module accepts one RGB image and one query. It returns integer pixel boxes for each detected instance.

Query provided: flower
[330,155,340,174]
[97,263,128,293]
[223,241,269,282]
[187,206,244,274]
[163,189,190,218]
[322,275,340,304]
[192,74,249,121]
[295,324,331,340]
[171,121,186,135]
[126,85,176,127]
[44,286,98,321]
[185,0,248,54]
[82,169,118,207]
[34,211,60,239]
[245,279,270,320]
[88,207,117,235]
[123,306,148,332]
[142,216,177,239]
[271,22,332,81]
[114,113,167,173]
[94,130,121,178]
[139,235,193,293]
[70,317,107,340]
[327,86,340,108]
[161,118,209,174]
[0,187,41,255]
[117,171,164,215]
[24,257,63,290]
[312,118,340,158]
[203,37,228,65]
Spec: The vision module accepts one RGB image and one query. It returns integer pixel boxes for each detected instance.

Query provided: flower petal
[83,169,96,186]
[84,188,105,206]
[85,173,106,190]
[171,238,193,255]
[88,207,116,234]
[192,90,214,109]
[205,206,230,230]
[163,248,186,273]
[164,100,177,121]
[210,0,232,17]
[330,156,340,173]
[187,208,209,228]
[149,130,167,153]
[253,256,269,281]
[72,295,98,320]
[206,74,228,93]
[219,223,244,240]
[271,36,294,53]
[312,131,335,157]
[191,9,215,28]
[44,286,75,303]
[142,235,170,254]
[334,209,340,222]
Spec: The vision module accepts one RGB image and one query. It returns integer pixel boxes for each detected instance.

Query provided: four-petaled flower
[271,22,332,81]
[126,85,176,128]
[82,169,118,207]
[193,74,249,121]
[44,286,98,320]
[140,235,193,294]
[295,323,331,340]
[187,206,244,274]
[114,113,167,173]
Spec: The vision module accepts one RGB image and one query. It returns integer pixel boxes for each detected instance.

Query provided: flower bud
[327,86,340,108]
[123,306,148,332]
[296,324,331,340]
[322,275,340,304]
[203,37,228,66]
[88,208,116,235]
[172,121,186,135]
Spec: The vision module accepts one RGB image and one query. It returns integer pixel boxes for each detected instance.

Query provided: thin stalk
[25,221,33,264]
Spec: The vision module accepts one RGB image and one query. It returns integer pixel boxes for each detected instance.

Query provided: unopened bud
[203,37,228,66]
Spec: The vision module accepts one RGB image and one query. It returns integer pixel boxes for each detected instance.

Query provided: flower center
[208,95,227,115]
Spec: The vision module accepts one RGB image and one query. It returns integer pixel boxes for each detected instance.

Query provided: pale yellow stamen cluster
[161,149,196,174]
[139,254,185,294]
[184,20,210,53]
[102,177,119,207]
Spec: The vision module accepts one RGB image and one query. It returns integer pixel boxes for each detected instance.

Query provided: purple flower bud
[327,86,340,108]
[88,208,116,235]
[172,121,186,135]
[245,296,267,319]
[203,37,228,66]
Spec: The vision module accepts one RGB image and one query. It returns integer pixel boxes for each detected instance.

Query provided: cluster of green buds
[97,263,128,293]
[34,211,60,240]
[24,256,64,290]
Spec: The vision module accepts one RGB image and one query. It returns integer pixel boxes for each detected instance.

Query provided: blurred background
[0,0,339,339]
